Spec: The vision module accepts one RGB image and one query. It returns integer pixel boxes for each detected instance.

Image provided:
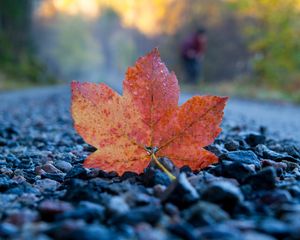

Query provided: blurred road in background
[1,86,300,142]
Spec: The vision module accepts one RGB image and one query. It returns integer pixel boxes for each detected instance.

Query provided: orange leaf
[71,48,228,174]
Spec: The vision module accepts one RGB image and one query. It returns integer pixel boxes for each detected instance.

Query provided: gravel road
[2,85,300,141]
[1,85,300,240]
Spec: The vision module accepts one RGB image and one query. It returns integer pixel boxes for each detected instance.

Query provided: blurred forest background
[0,0,300,102]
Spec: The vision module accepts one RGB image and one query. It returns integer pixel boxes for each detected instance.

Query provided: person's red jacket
[181,33,207,59]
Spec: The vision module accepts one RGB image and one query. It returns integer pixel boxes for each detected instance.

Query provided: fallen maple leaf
[71,48,228,175]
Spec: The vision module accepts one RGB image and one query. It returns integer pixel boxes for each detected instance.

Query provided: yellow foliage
[36,0,186,36]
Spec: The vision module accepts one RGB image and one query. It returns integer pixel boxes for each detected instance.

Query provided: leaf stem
[151,153,176,181]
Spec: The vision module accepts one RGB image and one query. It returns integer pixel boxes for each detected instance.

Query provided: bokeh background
[0,0,300,102]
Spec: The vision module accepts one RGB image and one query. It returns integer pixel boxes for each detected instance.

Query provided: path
[1,85,300,141]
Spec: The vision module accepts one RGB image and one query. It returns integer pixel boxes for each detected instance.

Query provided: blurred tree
[0,0,55,86]
[229,0,300,91]
[35,14,103,81]
[0,0,31,56]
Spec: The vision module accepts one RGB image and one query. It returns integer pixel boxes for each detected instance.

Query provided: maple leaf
[71,48,228,175]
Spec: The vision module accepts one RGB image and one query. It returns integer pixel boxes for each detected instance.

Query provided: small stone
[63,225,116,240]
[135,223,168,240]
[283,144,300,158]
[34,178,60,192]
[153,184,167,197]
[42,163,62,174]
[5,154,20,168]
[244,132,266,147]
[167,223,197,240]
[5,209,39,226]
[145,157,179,176]
[0,223,18,239]
[282,160,299,171]
[65,165,88,179]
[0,176,15,191]
[0,137,7,146]
[17,193,39,207]
[54,160,72,172]
[79,201,105,219]
[12,175,26,184]
[98,170,118,179]
[183,201,229,227]
[58,201,105,222]
[244,167,277,190]
[39,200,73,221]
[287,185,300,198]
[262,159,287,170]
[42,173,65,182]
[81,168,98,179]
[0,161,7,168]
[110,205,162,225]
[224,139,240,151]
[107,196,130,215]
[257,218,291,238]
[205,144,227,156]
[258,190,292,205]
[6,182,40,196]
[201,181,244,212]
[197,224,243,240]
[180,165,192,174]
[63,179,101,202]
[255,144,299,163]
[244,232,276,240]
[220,150,261,168]
[161,173,199,208]
[158,157,180,176]
[0,167,13,177]
[120,171,139,181]
[18,157,34,169]
[35,166,46,175]
[164,203,179,217]
[220,162,256,183]
[142,167,171,187]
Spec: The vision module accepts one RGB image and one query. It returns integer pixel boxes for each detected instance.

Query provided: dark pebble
[5,208,39,226]
[54,160,73,172]
[161,173,199,208]
[58,201,105,222]
[244,132,266,147]
[42,163,62,174]
[224,139,240,151]
[109,205,162,225]
[34,178,60,192]
[42,172,65,182]
[244,167,277,190]
[167,223,197,240]
[197,224,243,240]
[257,218,291,238]
[63,225,117,240]
[0,176,15,191]
[220,150,261,168]
[255,144,299,163]
[0,223,18,239]
[183,201,229,227]
[106,196,130,215]
[39,200,73,221]
[142,167,171,187]
[201,181,244,212]
[65,165,88,179]
[219,161,256,182]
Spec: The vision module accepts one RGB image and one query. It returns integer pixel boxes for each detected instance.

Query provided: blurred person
[180,28,207,84]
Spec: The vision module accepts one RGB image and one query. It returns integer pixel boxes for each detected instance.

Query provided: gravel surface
[1,86,300,240]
